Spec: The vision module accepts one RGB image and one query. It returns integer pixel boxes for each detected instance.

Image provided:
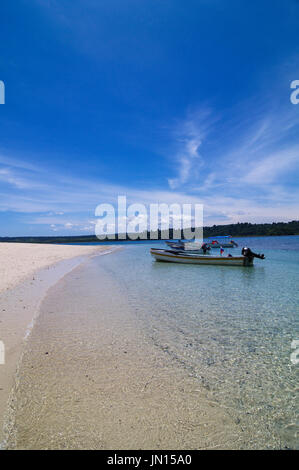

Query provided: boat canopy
[166,239,202,243]
[205,235,232,239]
[167,236,234,241]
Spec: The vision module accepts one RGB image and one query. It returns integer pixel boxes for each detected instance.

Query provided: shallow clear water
[6,237,298,449]
[96,236,299,449]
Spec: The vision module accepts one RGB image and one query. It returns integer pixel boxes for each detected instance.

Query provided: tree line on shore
[1,220,298,243]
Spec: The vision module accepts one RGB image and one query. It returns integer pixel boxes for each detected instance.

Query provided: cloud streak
[1,93,299,235]
[167,109,214,190]
[165,99,299,226]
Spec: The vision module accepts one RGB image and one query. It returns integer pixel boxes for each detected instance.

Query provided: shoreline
[1,241,295,449]
[3,249,247,450]
[0,243,117,445]
[0,243,118,294]
[1,232,298,245]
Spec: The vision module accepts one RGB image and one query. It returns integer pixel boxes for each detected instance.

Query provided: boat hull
[150,249,253,266]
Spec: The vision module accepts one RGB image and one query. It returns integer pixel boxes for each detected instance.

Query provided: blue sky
[0,0,299,236]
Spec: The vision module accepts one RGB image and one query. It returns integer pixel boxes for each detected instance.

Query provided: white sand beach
[0,242,114,445]
[1,242,288,449]
[3,248,246,450]
[0,243,112,293]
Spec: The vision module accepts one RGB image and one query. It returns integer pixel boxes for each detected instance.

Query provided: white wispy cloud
[241,146,299,185]
[167,109,214,189]
[166,99,299,211]
[1,91,299,234]
[0,144,298,233]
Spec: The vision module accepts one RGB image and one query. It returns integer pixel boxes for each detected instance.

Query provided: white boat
[166,237,238,250]
[151,248,252,266]
[150,247,265,266]
[165,240,209,254]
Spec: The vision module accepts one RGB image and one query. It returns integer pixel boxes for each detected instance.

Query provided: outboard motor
[242,247,265,261]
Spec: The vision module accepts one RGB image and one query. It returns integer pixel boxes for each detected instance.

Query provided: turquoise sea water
[87,236,298,448]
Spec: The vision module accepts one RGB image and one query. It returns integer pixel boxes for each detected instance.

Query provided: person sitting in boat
[201,243,209,254]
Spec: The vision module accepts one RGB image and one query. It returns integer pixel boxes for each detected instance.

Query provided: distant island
[1,220,298,243]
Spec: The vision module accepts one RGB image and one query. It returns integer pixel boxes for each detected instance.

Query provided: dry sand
[0,243,113,293]
[0,242,114,445]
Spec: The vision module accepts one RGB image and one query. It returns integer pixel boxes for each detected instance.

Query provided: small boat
[165,239,210,254]
[150,247,265,267]
[205,236,238,249]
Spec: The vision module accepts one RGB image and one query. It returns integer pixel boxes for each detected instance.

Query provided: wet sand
[0,243,115,446]
[3,253,247,450]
